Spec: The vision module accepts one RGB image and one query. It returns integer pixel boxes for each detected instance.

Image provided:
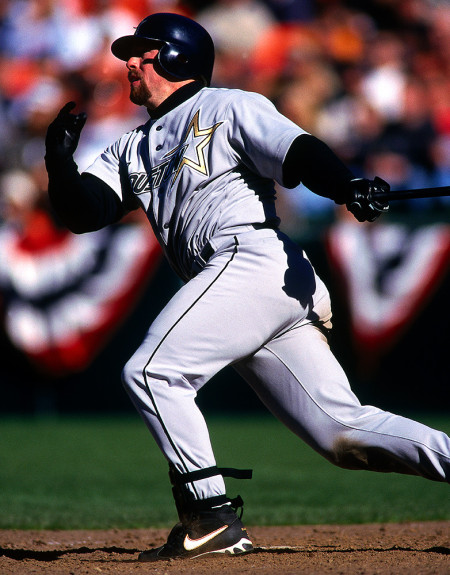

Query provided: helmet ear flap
[158,43,192,81]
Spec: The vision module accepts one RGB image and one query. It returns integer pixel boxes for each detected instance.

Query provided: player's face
[126,49,170,110]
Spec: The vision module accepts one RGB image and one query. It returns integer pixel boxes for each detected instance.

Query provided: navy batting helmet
[111,13,215,86]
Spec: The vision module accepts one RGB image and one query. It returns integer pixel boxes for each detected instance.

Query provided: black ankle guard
[168,464,252,521]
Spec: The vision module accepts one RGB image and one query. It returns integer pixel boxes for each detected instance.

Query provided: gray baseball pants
[122,228,450,500]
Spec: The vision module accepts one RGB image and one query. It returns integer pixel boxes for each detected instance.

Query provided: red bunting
[0,211,162,376]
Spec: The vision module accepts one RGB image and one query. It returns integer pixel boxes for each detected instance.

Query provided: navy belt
[191,221,278,277]
[199,222,278,265]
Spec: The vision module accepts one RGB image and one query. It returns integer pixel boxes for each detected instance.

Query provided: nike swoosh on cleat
[183,525,229,551]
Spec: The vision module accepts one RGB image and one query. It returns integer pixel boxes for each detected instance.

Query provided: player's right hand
[346,177,390,222]
[45,102,87,167]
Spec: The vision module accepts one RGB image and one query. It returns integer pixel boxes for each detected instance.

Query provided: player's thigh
[124,244,288,389]
[234,322,363,453]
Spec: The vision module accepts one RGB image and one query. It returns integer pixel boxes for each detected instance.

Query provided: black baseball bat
[374,185,450,201]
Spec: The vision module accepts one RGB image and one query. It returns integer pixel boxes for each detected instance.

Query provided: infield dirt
[0,521,448,574]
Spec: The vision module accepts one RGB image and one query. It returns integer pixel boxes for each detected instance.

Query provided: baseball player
[44,13,450,562]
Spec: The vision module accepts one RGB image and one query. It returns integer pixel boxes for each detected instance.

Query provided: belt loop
[191,241,215,277]
[197,241,214,267]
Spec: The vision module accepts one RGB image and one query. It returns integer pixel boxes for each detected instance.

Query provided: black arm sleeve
[282,134,355,204]
[46,157,125,234]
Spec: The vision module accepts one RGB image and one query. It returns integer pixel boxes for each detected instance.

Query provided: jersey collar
[148,81,204,120]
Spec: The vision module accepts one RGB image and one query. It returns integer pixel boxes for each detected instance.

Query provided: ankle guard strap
[168,464,252,521]
[171,465,252,483]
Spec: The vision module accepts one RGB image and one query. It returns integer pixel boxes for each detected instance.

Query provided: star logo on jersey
[128,110,222,195]
[163,110,222,184]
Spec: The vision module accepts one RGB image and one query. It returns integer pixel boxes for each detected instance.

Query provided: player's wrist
[45,152,73,173]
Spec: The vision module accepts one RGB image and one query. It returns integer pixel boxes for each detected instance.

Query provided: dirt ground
[0,522,448,575]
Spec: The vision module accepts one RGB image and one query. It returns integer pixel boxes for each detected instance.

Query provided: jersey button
[156,125,163,131]
[163,222,170,229]
[156,144,163,151]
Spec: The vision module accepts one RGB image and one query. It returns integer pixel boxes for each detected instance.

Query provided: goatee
[130,84,151,106]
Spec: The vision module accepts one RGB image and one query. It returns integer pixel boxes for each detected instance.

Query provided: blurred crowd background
[0,0,449,415]
[0,0,450,224]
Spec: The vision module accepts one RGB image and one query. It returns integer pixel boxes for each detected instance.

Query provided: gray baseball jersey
[85,88,305,280]
[86,86,449,502]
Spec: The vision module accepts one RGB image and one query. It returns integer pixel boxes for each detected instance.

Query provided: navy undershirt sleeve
[47,157,124,234]
[282,134,354,204]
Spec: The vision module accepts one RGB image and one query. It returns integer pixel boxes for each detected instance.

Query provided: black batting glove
[45,101,87,170]
[346,177,390,222]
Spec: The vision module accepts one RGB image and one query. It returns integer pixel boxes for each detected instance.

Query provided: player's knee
[122,355,172,395]
[121,356,143,396]
[122,351,199,399]
[327,434,398,473]
[326,435,370,470]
